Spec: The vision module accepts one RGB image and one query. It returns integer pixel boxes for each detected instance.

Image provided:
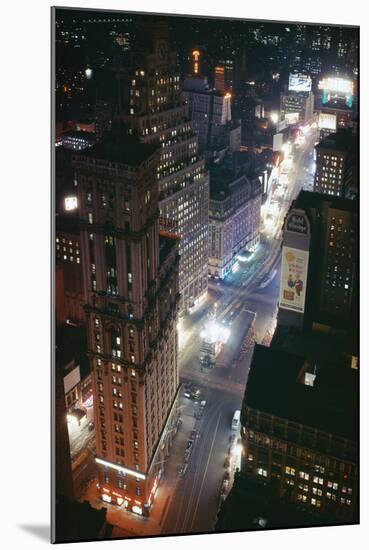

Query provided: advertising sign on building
[279,247,309,313]
[286,212,309,235]
[63,363,81,395]
[159,217,178,229]
[285,112,299,125]
[318,112,337,131]
[273,133,284,152]
[288,73,312,92]
[277,118,287,132]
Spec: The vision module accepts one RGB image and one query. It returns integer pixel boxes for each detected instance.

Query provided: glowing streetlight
[270,112,279,124]
[65,196,78,211]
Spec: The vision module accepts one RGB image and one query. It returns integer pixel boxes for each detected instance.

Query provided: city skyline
[52,7,358,543]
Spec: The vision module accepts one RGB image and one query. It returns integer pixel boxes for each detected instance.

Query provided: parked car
[88,421,95,432]
[224,455,231,468]
[184,384,202,400]
[186,440,193,452]
[223,469,231,481]
[221,479,229,493]
[184,451,191,463]
[191,388,202,400]
[178,464,188,477]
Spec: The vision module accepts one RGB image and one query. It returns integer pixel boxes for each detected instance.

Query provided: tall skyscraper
[314,129,355,198]
[182,77,233,156]
[73,136,180,516]
[214,66,226,92]
[216,57,235,91]
[114,23,209,312]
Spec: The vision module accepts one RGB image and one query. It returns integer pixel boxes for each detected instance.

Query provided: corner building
[241,343,358,524]
[208,169,261,279]
[114,24,209,312]
[73,138,180,516]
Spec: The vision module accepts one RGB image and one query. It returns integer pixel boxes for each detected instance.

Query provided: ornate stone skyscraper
[73,136,180,516]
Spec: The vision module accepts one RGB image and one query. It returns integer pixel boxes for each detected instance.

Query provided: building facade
[278,192,357,331]
[73,138,180,516]
[60,130,96,151]
[55,213,85,325]
[314,129,354,197]
[280,91,314,124]
[114,25,209,312]
[240,344,357,523]
[208,170,261,279]
[182,77,233,156]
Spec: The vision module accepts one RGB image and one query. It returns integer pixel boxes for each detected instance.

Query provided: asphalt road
[159,125,319,535]
[162,388,242,535]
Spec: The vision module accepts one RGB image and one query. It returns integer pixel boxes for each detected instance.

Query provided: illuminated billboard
[285,112,299,125]
[279,247,309,313]
[320,77,353,95]
[320,77,354,109]
[318,112,337,131]
[273,133,283,152]
[288,73,312,92]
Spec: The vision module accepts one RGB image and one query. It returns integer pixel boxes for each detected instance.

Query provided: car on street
[223,469,231,481]
[178,464,188,477]
[186,440,194,452]
[221,479,229,494]
[224,455,231,468]
[184,384,202,400]
[184,440,193,462]
[191,387,202,399]
[190,429,198,440]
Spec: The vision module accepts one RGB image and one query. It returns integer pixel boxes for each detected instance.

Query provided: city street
[159,123,319,535]
[79,123,318,536]
[161,388,242,535]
